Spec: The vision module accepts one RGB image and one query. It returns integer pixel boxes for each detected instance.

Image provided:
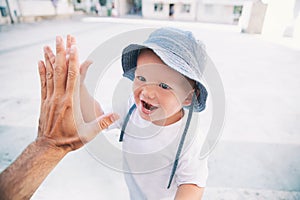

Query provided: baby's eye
[159,83,171,90]
[136,76,146,82]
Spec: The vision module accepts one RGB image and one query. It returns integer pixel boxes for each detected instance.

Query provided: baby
[105,27,209,199]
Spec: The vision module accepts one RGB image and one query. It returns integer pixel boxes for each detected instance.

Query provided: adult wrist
[33,137,70,158]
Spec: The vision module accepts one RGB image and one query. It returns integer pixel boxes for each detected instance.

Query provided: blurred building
[239,0,300,47]
[142,0,245,23]
[0,0,74,24]
[138,0,300,46]
[1,0,300,47]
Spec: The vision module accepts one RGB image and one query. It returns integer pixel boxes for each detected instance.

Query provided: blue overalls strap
[119,104,137,142]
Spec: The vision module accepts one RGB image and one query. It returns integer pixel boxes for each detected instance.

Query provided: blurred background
[0,0,300,199]
[1,0,300,43]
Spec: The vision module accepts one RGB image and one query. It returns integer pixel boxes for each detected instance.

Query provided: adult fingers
[68,44,83,129]
[38,59,48,138]
[67,35,76,50]
[66,35,76,65]
[44,46,54,98]
[66,34,72,53]
[70,35,76,46]
[54,36,67,95]
[66,45,80,95]
[67,35,76,52]
[38,61,47,101]
[66,35,72,66]
[46,47,55,66]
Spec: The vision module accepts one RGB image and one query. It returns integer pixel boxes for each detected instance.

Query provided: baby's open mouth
[141,100,158,111]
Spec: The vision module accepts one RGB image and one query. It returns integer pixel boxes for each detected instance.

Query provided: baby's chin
[138,110,170,126]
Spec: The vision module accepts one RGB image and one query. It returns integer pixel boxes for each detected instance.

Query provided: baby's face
[133,49,194,126]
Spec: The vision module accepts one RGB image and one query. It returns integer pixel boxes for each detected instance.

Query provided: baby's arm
[175,184,204,200]
[79,60,104,122]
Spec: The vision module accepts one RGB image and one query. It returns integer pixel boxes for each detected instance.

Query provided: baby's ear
[182,90,195,106]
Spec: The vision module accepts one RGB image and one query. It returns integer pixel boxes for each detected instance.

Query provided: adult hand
[38,36,118,152]
[44,35,104,123]
[0,36,118,200]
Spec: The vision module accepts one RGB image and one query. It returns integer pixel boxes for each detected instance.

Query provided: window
[154,3,163,12]
[169,4,174,16]
[233,5,243,22]
[181,4,191,13]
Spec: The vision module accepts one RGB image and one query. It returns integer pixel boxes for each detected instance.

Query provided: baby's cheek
[162,94,181,108]
[166,90,184,104]
[175,89,190,102]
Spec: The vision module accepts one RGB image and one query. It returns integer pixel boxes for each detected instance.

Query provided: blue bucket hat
[121,27,208,112]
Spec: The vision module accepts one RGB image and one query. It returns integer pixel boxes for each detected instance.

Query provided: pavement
[0,15,300,199]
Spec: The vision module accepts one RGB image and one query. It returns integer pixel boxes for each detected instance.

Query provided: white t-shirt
[109,96,209,200]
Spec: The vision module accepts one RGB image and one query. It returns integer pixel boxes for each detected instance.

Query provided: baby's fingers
[97,113,119,131]
[80,113,119,143]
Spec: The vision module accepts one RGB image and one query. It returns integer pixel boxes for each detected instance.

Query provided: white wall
[262,0,296,38]
[197,3,234,24]
[19,0,73,17]
[142,0,169,19]
[116,0,131,16]
[173,1,196,21]
[239,1,267,34]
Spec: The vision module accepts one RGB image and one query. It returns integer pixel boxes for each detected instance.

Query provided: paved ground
[0,15,300,199]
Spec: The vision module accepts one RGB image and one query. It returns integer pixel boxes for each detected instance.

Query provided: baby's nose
[141,85,157,99]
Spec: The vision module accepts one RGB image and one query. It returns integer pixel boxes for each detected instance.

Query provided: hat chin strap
[166,92,195,188]
[119,92,197,189]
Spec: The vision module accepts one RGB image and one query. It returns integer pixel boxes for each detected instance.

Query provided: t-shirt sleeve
[174,133,209,188]
[175,155,208,188]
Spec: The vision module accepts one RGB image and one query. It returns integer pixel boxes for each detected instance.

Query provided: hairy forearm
[0,138,67,200]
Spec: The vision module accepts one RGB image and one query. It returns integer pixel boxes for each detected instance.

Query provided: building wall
[173,1,196,21]
[142,0,170,19]
[142,0,246,24]
[262,0,296,38]
[0,0,74,24]
[117,0,132,16]
[0,0,20,24]
[197,3,235,24]
[239,1,267,34]
[19,0,73,16]
[142,0,198,21]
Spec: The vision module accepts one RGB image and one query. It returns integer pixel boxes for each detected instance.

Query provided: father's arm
[0,139,67,200]
[0,36,118,200]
